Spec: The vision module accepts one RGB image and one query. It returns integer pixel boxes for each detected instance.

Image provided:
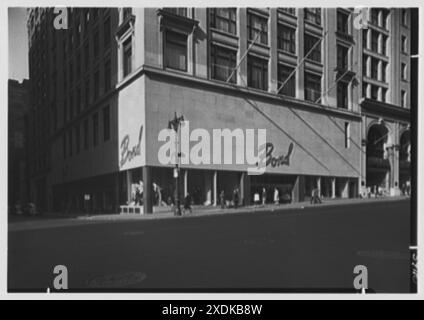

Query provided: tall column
[194,8,208,79]
[269,8,278,93]
[331,177,336,198]
[184,169,188,197]
[292,175,305,202]
[143,166,153,214]
[317,177,321,197]
[237,8,248,86]
[296,8,305,100]
[204,171,212,205]
[126,170,132,204]
[240,172,251,206]
[213,170,218,206]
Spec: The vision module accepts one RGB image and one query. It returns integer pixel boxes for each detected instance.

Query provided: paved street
[8,199,411,293]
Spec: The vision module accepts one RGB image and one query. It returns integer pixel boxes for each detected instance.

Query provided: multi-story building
[26,7,412,214]
[8,79,31,208]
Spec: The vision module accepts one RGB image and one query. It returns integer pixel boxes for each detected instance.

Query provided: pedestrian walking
[183,193,192,214]
[135,186,142,205]
[310,188,316,204]
[261,187,267,205]
[273,187,279,205]
[233,188,239,209]
[220,190,226,209]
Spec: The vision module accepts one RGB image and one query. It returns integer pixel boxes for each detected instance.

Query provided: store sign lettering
[120,125,143,168]
[264,142,294,167]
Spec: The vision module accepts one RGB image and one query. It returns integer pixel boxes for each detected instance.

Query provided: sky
[8,7,29,82]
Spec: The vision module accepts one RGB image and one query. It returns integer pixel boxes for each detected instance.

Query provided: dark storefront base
[51,167,359,214]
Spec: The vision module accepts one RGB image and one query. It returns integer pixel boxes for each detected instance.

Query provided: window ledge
[157,9,199,32]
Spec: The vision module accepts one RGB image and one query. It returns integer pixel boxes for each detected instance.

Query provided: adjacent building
[8,79,31,208]
[26,7,412,213]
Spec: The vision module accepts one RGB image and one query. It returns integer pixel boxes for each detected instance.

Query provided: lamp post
[168,112,184,216]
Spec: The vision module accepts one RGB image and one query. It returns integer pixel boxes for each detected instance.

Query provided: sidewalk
[80,195,409,221]
[9,195,409,229]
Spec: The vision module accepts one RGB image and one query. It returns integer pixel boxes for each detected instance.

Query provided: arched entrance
[366,124,391,191]
[399,130,411,192]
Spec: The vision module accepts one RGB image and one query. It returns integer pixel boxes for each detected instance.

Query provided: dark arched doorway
[366,124,390,190]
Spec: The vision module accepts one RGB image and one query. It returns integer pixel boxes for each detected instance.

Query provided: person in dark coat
[183,193,192,214]
[220,190,226,209]
[233,188,239,209]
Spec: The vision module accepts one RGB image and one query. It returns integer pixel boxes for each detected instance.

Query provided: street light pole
[168,112,184,216]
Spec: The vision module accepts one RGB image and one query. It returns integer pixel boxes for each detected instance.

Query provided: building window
[103,16,111,48]
[401,90,407,107]
[123,8,132,21]
[371,9,379,26]
[382,61,388,82]
[337,11,349,35]
[304,72,321,102]
[75,125,80,154]
[371,30,378,52]
[103,105,110,141]
[104,59,111,92]
[247,13,268,45]
[381,35,388,56]
[371,85,378,100]
[92,112,99,146]
[277,25,296,54]
[164,30,187,71]
[344,122,350,148]
[304,8,321,25]
[362,30,368,49]
[337,82,348,109]
[337,45,349,70]
[94,70,99,99]
[163,7,187,17]
[402,9,408,26]
[84,119,89,150]
[277,64,295,97]
[304,34,321,63]
[402,63,407,80]
[362,83,369,98]
[382,10,389,29]
[247,56,268,91]
[280,8,296,15]
[382,87,387,102]
[210,45,237,83]
[123,37,132,77]
[402,35,407,53]
[209,8,236,35]
[371,58,378,80]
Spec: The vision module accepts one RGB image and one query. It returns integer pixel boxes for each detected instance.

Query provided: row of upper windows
[62,58,112,127]
[63,105,110,159]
